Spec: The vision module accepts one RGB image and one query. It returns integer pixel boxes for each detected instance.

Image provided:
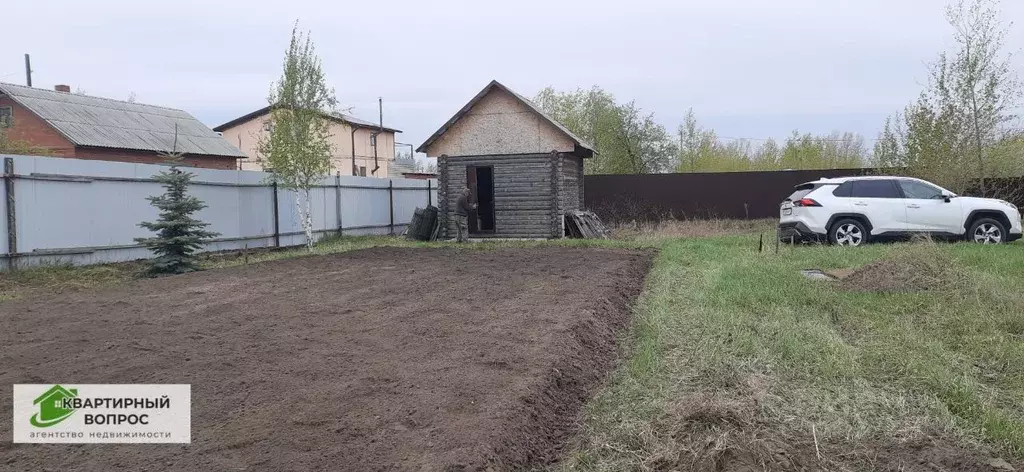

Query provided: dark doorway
[466,165,495,234]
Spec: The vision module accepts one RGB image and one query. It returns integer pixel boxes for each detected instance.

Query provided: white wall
[0,154,438,270]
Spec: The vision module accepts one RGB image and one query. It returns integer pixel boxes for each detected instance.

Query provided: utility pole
[24,54,32,87]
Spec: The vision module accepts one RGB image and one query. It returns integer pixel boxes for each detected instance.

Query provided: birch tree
[258,24,336,249]
[875,0,1022,193]
[946,0,1021,193]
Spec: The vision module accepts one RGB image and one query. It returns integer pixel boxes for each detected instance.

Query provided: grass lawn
[558,236,1024,470]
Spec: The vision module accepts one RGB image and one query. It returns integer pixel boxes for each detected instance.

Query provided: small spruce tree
[135,136,219,275]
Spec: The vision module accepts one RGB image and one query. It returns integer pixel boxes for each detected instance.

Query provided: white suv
[779,176,1022,246]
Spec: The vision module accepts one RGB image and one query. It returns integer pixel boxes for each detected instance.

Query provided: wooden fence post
[272,181,280,247]
[427,179,432,207]
[4,158,16,270]
[388,179,395,236]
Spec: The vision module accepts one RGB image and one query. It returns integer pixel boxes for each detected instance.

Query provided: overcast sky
[5,0,1024,155]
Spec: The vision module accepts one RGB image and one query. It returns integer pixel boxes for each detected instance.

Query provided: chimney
[54,84,71,93]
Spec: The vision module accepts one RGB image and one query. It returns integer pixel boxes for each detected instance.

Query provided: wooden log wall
[439,154,557,238]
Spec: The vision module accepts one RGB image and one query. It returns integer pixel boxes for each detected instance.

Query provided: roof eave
[214,106,402,134]
[75,144,246,159]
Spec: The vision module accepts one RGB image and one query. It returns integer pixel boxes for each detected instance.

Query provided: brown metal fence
[584,169,1024,223]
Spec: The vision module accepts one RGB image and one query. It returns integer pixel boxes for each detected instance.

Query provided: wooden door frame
[465,165,496,234]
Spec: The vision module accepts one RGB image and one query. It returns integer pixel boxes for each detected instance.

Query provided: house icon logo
[30,384,78,428]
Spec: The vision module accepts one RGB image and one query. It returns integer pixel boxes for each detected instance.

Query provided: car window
[786,189,812,201]
[899,180,944,199]
[785,183,819,201]
[851,180,900,198]
[832,181,853,197]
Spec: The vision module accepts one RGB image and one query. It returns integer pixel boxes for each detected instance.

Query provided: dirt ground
[0,246,653,471]
[838,243,963,293]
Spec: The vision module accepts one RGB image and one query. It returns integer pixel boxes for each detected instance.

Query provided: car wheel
[968,218,1007,244]
[830,219,867,247]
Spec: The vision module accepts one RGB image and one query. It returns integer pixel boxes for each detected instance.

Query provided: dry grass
[0,262,144,301]
[611,218,776,241]
[839,240,966,292]
[558,237,1024,471]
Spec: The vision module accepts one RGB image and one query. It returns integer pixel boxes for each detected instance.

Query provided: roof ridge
[215,105,401,133]
[416,80,595,155]
[0,81,188,114]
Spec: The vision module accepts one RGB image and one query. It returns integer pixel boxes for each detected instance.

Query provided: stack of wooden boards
[565,211,610,239]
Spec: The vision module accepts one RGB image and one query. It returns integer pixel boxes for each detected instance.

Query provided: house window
[262,120,273,132]
[0,106,12,128]
[358,166,367,177]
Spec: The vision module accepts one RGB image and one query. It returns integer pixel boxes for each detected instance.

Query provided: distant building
[389,158,437,180]
[214,106,401,178]
[418,80,594,239]
[0,82,245,169]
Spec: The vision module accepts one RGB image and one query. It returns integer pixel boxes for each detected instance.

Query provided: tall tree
[948,0,1021,193]
[257,24,337,248]
[612,101,676,174]
[676,110,866,172]
[535,86,675,174]
[753,138,781,170]
[875,0,1022,193]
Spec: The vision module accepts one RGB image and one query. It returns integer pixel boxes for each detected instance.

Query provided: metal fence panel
[584,169,873,222]
[392,179,432,233]
[0,154,438,270]
[0,158,8,257]
[584,169,1024,222]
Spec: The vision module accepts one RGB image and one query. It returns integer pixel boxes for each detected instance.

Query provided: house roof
[388,158,417,178]
[0,82,246,158]
[213,105,402,134]
[415,80,596,156]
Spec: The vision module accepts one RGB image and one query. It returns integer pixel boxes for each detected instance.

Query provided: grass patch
[611,218,777,242]
[559,238,1024,470]
[0,262,143,301]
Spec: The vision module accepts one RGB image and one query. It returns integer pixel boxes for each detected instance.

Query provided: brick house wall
[0,96,76,156]
[74,148,236,169]
[1,96,235,169]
